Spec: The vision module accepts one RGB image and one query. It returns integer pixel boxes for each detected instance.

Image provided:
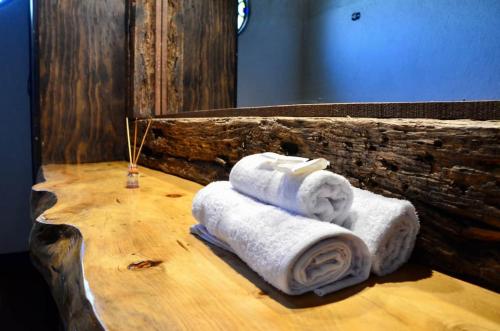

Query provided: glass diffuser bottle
[126,164,139,189]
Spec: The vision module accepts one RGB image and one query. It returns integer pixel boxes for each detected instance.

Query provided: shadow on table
[202,241,432,309]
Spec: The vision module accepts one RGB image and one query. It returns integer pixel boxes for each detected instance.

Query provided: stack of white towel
[191,152,419,296]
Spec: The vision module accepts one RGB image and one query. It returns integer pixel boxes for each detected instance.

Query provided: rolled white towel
[344,187,420,276]
[191,181,371,296]
[229,153,354,225]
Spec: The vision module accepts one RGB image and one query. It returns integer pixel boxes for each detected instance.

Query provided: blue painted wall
[237,0,306,107]
[238,0,500,105]
[302,0,500,103]
[0,0,33,253]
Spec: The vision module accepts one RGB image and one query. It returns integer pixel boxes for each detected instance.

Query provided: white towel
[191,181,371,296]
[344,188,420,276]
[229,153,354,225]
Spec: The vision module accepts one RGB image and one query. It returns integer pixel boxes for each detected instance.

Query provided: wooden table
[30,162,500,331]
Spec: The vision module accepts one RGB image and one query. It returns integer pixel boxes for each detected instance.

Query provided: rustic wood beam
[137,117,500,289]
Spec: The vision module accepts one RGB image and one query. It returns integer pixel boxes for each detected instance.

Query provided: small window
[237,0,249,34]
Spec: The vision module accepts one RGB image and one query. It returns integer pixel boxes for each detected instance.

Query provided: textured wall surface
[130,0,237,116]
[39,0,127,163]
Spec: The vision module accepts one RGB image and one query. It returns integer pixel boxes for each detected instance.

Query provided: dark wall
[38,0,127,163]
[0,0,33,253]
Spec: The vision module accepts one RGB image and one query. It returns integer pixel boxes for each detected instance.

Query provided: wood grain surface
[128,0,157,118]
[137,117,500,289]
[180,0,237,113]
[38,0,127,163]
[30,162,500,330]
[131,0,237,116]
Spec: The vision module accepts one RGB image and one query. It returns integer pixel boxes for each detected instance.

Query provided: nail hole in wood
[434,140,443,148]
[344,141,353,149]
[280,141,299,156]
[152,128,163,138]
[416,153,435,164]
[381,159,399,171]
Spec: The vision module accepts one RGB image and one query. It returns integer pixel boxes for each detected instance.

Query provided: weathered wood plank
[128,0,157,118]
[163,0,182,115]
[30,162,500,330]
[137,117,500,288]
[131,0,237,116]
[38,0,127,163]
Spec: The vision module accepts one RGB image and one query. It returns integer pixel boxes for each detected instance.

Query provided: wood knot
[127,260,163,270]
[165,193,184,198]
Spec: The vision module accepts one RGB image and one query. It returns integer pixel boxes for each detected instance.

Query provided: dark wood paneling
[157,101,500,120]
[39,0,127,163]
[180,0,237,113]
[130,0,237,116]
[137,117,500,289]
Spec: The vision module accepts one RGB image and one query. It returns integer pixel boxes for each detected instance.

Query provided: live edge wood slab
[30,162,499,331]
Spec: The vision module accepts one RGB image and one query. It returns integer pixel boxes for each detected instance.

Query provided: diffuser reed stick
[126,117,133,165]
[133,119,138,165]
[134,119,152,165]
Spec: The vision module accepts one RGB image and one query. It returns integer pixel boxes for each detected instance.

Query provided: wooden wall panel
[39,0,127,163]
[130,0,237,117]
[137,117,500,289]
[180,0,237,113]
[129,0,157,118]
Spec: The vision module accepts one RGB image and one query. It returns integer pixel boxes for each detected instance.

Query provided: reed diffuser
[126,117,152,189]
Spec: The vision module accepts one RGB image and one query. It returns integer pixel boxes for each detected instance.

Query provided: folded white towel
[344,188,420,276]
[191,181,371,296]
[229,153,354,225]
